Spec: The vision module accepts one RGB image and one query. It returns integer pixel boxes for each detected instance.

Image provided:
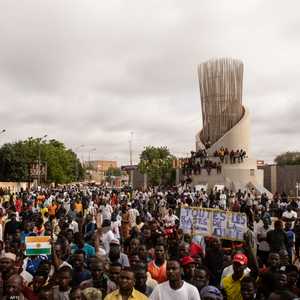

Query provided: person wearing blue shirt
[284,221,295,260]
[71,249,92,287]
[71,232,96,258]
[24,255,48,276]
[20,221,35,244]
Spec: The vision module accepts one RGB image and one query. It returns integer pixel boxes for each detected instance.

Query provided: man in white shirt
[128,205,140,228]
[111,214,121,240]
[219,192,227,210]
[282,206,297,224]
[164,209,179,228]
[100,200,113,221]
[256,218,272,266]
[150,260,200,300]
[101,219,115,254]
[67,216,79,233]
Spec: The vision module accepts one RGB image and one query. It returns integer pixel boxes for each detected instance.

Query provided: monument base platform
[191,166,271,196]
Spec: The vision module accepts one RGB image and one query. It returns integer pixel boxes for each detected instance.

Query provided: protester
[148,244,167,284]
[104,267,148,300]
[134,265,154,296]
[3,274,28,300]
[256,218,272,267]
[222,253,249,300]
[150,260,200,299]
[267,220,288,253]
[200,286,223,300]
[0,182,300,300]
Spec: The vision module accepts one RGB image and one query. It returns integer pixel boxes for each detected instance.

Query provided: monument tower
[195,58,264,191]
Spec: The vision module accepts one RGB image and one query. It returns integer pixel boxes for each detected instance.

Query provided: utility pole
[129,132,134,188]
[75,144,84,182]
[0,129,6,143]
[129,131,133,166]
[88,148,96,165]
[38,134,47,186]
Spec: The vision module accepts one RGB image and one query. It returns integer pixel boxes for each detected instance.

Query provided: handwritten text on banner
[180,208,247,241]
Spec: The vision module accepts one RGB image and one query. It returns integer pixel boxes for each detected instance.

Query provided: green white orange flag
[25,236,51,256]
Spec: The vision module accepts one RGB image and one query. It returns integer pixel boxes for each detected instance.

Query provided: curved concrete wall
[197,106,251,152]
[195,105,262,186]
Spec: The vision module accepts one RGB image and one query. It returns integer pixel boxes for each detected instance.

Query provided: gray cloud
[0,0,299,165]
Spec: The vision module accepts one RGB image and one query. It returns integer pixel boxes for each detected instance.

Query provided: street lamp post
[38,134,47,186]
[88,148,96,167]
[75,144,85,182]
[0,129,6,153]
[129,131,133,166]
[0,129,6,144]
[86,148,96,182]
[129,132,134,187]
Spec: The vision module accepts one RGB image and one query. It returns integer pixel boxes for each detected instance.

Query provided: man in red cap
[180,256,196,284]
[222,253,248,300]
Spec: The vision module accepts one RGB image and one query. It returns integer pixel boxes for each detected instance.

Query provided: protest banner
[180,207,247,241]
[25,236,51,256]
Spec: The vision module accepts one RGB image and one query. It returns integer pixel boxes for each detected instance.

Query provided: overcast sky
[0,0,299,165]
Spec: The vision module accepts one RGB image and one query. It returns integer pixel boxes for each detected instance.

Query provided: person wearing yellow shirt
[40,206,48,217]
[104,268,148,300]
[222,253,248,300]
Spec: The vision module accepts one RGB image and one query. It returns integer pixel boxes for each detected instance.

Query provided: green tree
[105,167,122,185]
[0,138,84,184]
[106,167,122,177]
[274,151,300,165]
[138,146,175,186]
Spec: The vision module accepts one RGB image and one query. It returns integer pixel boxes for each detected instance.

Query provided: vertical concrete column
[130,170,134,188]
[176,168,180,185]
[270,165,277,194]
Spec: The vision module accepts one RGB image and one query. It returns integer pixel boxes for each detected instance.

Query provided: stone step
[191,171,227,188]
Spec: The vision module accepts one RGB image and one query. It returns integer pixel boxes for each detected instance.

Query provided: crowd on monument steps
[182,147,247,176]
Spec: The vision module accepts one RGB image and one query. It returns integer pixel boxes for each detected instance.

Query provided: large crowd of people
[0,184,299,299]
[182,147,247,176]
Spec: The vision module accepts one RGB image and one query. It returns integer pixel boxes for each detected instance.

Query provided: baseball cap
[190,242,203,257]
[233,253,248,265]
[200,286,223,300]
[180,256,195,266]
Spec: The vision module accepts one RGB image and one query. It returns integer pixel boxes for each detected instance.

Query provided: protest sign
[25,236,51,256]
[180,207,247,241]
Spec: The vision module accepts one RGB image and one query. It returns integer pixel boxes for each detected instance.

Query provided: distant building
[86,160,117,172]
[84,160,118,183]
[260,164,300,196]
